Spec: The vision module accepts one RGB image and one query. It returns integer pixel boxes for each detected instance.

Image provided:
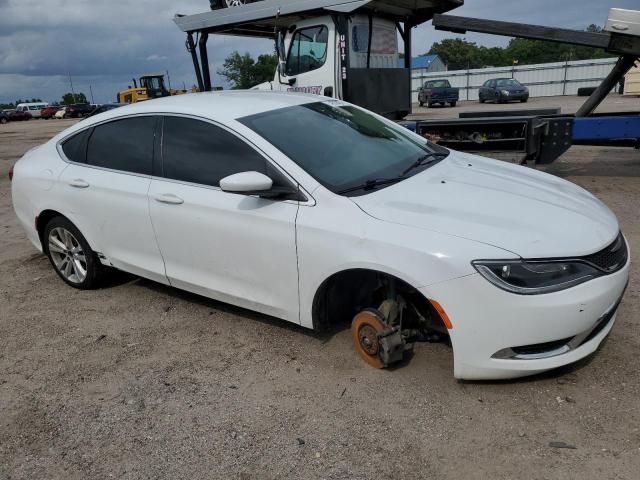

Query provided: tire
[44,216,104,290]
[418,100,424,107]
[450,101,457,107]
[520,98,528,103]
[0,117,7,124]
[479,97,485,103]
[427,102,433,108]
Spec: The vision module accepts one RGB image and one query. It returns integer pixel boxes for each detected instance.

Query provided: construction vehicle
[117,73,188,104]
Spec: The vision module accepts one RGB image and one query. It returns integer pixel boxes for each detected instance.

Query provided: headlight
[500,90,510,96]
[472,260,601,295]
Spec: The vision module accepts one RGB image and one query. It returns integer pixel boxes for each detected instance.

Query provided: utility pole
[166,70,172,90]
[68,72,76,103]
[89,85,95,104]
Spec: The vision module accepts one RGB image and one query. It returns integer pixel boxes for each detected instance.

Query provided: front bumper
[422,259,629,380]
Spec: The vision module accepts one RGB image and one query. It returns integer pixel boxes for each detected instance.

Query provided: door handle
[69,179,89,189]
[154,193,184,205]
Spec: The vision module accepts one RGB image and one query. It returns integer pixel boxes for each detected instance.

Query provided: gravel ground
[1,98,639,479]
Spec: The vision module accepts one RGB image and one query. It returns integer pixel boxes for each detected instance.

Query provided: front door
[280,22,334,97]
[148,116,300,322]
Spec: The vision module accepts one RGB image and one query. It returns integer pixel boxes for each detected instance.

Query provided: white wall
[410,57,618,103]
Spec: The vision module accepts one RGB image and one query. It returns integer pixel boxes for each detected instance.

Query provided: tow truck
[174,2,640,164]
[175,0,463,120]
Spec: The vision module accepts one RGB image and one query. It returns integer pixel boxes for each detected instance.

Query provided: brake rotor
[351,309,387,369]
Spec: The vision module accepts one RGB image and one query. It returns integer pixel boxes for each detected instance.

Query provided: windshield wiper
[337,177,404,195]
[337,152,449,195]
[401,152,449,177]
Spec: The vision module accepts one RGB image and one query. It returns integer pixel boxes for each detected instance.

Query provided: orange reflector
[430,299,453,330]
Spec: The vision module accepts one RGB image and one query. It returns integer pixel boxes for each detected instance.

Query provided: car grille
[581,232,627,273]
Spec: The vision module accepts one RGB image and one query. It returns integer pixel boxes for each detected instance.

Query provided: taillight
[8,164,14,181]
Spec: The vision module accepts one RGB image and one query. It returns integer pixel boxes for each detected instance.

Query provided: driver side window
[285,26,328,76]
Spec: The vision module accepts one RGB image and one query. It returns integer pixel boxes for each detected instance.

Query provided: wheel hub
[358,325,379,355]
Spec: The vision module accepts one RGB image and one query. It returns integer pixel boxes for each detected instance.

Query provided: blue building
[401,54,447,72]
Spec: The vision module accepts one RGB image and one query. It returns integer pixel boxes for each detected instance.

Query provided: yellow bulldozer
[117,73,190,104]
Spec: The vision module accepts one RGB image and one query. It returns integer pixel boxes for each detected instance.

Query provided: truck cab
[174,0,463,119]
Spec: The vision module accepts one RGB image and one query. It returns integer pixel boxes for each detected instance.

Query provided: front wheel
[520,98,528,103]
[0,117,7,124]
[44,217,104,289]
[450,101,457,107]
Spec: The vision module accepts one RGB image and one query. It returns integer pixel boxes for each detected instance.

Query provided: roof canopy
[174,0,463,37]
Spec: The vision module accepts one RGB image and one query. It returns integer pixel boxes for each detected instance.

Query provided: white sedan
[11,92,629,380]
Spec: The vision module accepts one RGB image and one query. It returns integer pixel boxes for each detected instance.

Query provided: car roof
[57,91,322,138]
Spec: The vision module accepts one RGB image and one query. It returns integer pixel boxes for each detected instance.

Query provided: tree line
[427,25,614,71]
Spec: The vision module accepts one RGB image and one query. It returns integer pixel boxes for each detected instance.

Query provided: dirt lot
[1,98,639,479]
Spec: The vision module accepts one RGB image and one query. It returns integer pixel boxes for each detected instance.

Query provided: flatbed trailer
[418,8,640,163]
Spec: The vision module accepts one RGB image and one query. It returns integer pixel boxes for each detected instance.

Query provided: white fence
[411,57,618,103]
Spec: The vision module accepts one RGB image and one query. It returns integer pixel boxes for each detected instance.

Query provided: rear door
[57,115,168,283]
[148,116,300,322]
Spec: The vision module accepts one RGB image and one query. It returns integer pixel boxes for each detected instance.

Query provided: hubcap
[225,0,245,6]
[48,227,87,283]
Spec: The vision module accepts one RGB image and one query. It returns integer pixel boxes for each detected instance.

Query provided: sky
[0,0,636,104]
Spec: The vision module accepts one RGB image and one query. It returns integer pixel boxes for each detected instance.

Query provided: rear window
[61,129,91,163]
[425,80,450,88]
[352,24,397,54]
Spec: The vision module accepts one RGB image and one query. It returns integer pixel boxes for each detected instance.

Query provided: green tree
[218,52,278,89]
[428,38,485,70]
[426,27,614,70]
[62,92,88,105]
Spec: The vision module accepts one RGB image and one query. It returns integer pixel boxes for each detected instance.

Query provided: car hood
[351,152,619,258]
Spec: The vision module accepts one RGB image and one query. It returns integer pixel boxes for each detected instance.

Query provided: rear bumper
[422,258,630,380]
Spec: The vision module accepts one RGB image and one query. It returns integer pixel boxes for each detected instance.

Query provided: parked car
[16,102,49,119]
[10,92,629,380]
[0,110,9,124]
[40,106,63,120]
[54,108,67,119]
[209,0,256,9]
[418,79,459,107]
[65,103,94,118]
[479,78,529,103]
[7,109,32,121]
[88,103,125,117]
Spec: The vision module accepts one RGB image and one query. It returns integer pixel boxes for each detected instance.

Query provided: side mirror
[220,171,273,194]
[220,171,301,200]
[288,77,297,86]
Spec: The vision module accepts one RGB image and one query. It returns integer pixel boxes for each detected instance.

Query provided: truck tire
[419,100,424,107]
[450,101,457,107]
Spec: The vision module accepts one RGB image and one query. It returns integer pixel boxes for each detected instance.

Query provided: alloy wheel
[48,227,87,283]
[225,0,246,6]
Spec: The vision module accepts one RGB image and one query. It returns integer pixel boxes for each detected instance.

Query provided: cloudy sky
[0,0,635,104]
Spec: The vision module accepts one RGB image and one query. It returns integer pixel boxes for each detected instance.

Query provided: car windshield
[496,79,521,87]
[239,102,448,196]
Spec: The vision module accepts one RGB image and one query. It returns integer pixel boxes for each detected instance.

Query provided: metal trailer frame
[424,10,640,163]
[174,0,462,95]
